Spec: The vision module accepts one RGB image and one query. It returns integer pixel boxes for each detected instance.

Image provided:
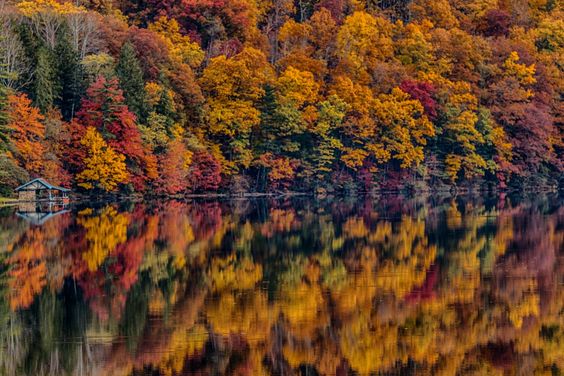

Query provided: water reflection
[0,195,562,375]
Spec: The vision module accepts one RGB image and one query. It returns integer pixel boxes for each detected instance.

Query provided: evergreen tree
[257,84,281,154]
[257,84,303,156]
[0,43,10,149]
[33,47,57,113]
[55,31,85,121]
[0,79,7,131]
[116,42,147,122]
[155,88,176,131]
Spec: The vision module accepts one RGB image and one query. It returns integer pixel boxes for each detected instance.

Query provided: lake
[0,194,562,375]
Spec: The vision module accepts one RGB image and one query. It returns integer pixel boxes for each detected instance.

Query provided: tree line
[0,0,562,195]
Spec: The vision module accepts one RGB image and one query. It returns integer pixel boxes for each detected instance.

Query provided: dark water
[0,195,562,376]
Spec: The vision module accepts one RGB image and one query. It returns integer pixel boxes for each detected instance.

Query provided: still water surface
[0,195,562,375]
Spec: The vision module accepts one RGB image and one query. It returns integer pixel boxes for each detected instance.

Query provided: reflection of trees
[7,228,48,310]
[0,196,561,375]
[78,207,129,272]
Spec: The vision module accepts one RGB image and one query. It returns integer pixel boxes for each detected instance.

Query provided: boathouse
[15,178,70,202]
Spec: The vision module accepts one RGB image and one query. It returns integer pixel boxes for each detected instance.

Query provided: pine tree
[0,51,9,150]
[0,31,12,145]
[33,47,57,113]
[55,31,85,121]
[155,88,176,130]
[257,84,283,154]
[116,42,147,122]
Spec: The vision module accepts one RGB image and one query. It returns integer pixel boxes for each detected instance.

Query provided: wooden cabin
[15,178,70,203]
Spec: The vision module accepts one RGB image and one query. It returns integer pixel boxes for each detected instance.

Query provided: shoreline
[1,187,561,206]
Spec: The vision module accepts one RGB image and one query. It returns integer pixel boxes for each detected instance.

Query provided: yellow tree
[328,76,376,170]
[309,95,347,179]
[372,87,435,168]
[408,0,459,29]
[393,21,436,73]
[503,51,536,90]
[266,66,320,152]
[443,110,487,182]
[275,66,319,108]
[148,16,205,68]
[421,73,487,182]
[77,127,129,192]
[200,47,273,172]
[336,12,394,83]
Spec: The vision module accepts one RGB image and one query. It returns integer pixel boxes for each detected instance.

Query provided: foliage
[148,16,204,68]
[116,42,147,121]
[200,47,273,172]
[0,52,10,150]
[76,126,128,192]
[78,76,155,190]
[372,87,435,168]
[32,47,56,113]
[0,0,560,194]
[154,139,191,195]
[5,94,46,175]
[189,151,222,192]
[336,11,394,83]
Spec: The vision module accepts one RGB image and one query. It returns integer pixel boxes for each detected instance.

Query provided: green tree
[310,96,346,180]
[116,42,147,122]
[257,84,303,156]
[55,31,84,121]
[0,49,9,149]
[155,87,177,129]
[33,47,57,113]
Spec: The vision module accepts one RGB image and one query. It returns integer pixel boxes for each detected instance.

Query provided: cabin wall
[18,190,36,202]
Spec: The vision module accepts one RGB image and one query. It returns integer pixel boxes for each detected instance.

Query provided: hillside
[0,0,562,195]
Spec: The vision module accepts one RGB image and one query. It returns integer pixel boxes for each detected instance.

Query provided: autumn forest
[0,0,562,195]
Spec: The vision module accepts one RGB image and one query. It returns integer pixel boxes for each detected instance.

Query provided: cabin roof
[15,178,71,192]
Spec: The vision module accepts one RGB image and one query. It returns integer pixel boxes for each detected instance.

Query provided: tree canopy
[0,0,561,194]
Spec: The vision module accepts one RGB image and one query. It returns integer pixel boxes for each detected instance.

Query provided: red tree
[59,119,88,177]
[315,0,346,23]
[127,27,171,80]
[478,9,511,37]
[399,80,438,120]
[189,151,222,191]
[154,140,189,195]
[78,77,156,191]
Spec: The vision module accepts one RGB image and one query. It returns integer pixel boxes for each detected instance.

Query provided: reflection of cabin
[16,208,70,225]
[15,178,70,203]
